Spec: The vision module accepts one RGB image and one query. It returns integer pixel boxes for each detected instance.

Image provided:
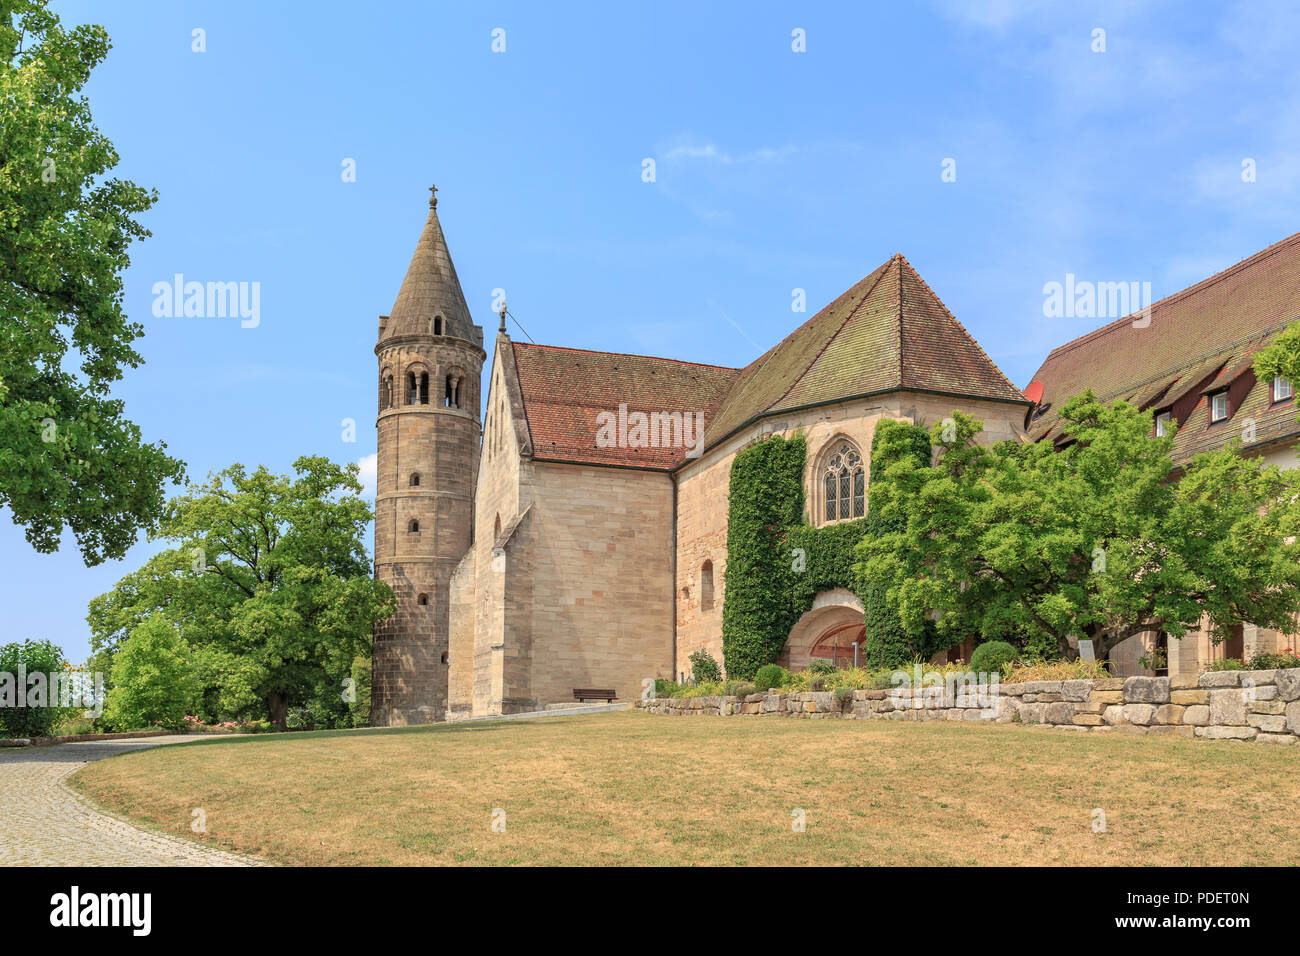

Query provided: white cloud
[357,453,377,498]
[662,143,796,165]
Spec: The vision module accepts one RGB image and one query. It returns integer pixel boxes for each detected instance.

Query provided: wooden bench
[573,688,617,703]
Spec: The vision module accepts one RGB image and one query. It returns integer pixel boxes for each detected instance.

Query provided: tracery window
[823,442,864,522]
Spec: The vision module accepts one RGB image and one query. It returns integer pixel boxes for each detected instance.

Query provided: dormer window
[1154,410,1172,437]
[1273,376,1293,403]
[1209,391,1229,424]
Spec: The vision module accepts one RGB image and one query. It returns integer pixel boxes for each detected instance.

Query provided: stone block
[1169,673,1200,690]
[1147,725,1194,738]
[1072,713,1104,726]
[1199,671,1241,688]
[1257,733,1297,746]
[1102,704,1127,726]
[1019,703,1046,725]
[1184,705,1210,726]
[1123,676,1170,703]
[1061,679,1093,701]
[1093,678,1125,691]
[1195,725,1257,740]
[1113,724,1148,735]
[1276,668,1300,702]
[1122,703,1156,726]
[1249,699,1285,715]
[1288,701,1300,734]
[1090,690,1123,705]
[1154,704,1185,725]
[1044,702,1076,724]
[1170,689,1208,705]
[1209,688,1247,726]
[1247,714,1287,733]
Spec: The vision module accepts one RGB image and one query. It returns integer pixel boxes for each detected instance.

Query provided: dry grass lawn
[70,710,1300,865]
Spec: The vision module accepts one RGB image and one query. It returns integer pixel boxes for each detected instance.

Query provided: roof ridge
[896,254,1024,397]
[512,340,739,371]
[1040,230,1300,365]
[762,255,897,415]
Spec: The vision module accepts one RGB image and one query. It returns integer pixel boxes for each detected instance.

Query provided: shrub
[969,640,1019,676]
[723,680,757,698]
[807,659,836,676]
[1248,648,1300,670]
[1205,657,1246,671]
[689,650,722,684]
[833,686,854,707]
[1004,658,1111,683]
[654,678,681,697]
[0,638,78,738]
[104,615,201,732]
[754,664,792,691]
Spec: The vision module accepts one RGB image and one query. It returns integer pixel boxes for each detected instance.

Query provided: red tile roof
[508,254,1029,470]
[1028,231,1300,461]
[511,343,738,470]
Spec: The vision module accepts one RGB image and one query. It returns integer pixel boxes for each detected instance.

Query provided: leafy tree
[0,637,75,736]
[103,614,200,732]
[856,419,950,667]
[1,1,186,564]
[1253,322,1300,411]
[88,457,394,729]
[857,393,1300,660]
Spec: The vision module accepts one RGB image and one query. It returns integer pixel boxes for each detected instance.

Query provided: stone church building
[370,189,1300,725]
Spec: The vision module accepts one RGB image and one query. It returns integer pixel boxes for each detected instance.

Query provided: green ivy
[721,422,951,679]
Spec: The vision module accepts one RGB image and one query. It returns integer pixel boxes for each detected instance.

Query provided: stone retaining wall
[637,668,1300,745]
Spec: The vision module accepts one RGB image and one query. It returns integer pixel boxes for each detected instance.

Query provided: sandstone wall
[672,390,1027,675]
[637,668,1300,746]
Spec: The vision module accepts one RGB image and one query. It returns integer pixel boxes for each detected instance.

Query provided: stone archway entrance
[778,588,865,671]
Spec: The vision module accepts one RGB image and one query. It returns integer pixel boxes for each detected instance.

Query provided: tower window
[381,374,394,410]
[419,372,430,405]
[408,519,420,533]
[433,315,443,335]
[409,473,420,487]
[417,593,429,606]
[445,374,462,409]
[700,560,714,611]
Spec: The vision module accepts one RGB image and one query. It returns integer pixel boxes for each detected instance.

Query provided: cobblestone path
[0,737,260,866]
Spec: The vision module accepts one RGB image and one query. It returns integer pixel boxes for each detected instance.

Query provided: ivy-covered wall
[720,421,945,680]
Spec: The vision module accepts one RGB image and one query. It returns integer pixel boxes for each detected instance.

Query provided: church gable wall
[674,391,1027,676]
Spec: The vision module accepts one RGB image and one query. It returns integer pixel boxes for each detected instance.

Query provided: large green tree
[1253,322,1300,410]
[2,1,185,564]
[857,393,1300,660]
[88,457,394,729]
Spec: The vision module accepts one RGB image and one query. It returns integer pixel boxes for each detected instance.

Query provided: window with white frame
[1210,391,1229,423]
[1154,410,1172,437]
[1273,376,1293,403]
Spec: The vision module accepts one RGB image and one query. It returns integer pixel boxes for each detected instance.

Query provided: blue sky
[8,0,1300,664]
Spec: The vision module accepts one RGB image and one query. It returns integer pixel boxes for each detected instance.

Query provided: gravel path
[0,737,260,866]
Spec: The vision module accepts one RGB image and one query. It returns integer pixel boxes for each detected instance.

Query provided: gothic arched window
[823,441,864,522]
[381,373,394,410]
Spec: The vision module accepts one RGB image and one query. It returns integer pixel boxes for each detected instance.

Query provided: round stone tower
[372,186,484,725]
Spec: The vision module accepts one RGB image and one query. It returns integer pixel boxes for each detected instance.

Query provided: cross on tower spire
[428,183,438,208]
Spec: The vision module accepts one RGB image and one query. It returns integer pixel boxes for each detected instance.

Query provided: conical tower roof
[380,186,477,342]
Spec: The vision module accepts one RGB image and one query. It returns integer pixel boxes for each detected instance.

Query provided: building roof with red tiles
[701,253,1028,448]
[1027,231,1300,463]
[506,253,1029,471]
[510,342,739,470]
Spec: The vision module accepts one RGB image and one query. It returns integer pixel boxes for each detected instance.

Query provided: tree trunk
[265,691,288,731]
